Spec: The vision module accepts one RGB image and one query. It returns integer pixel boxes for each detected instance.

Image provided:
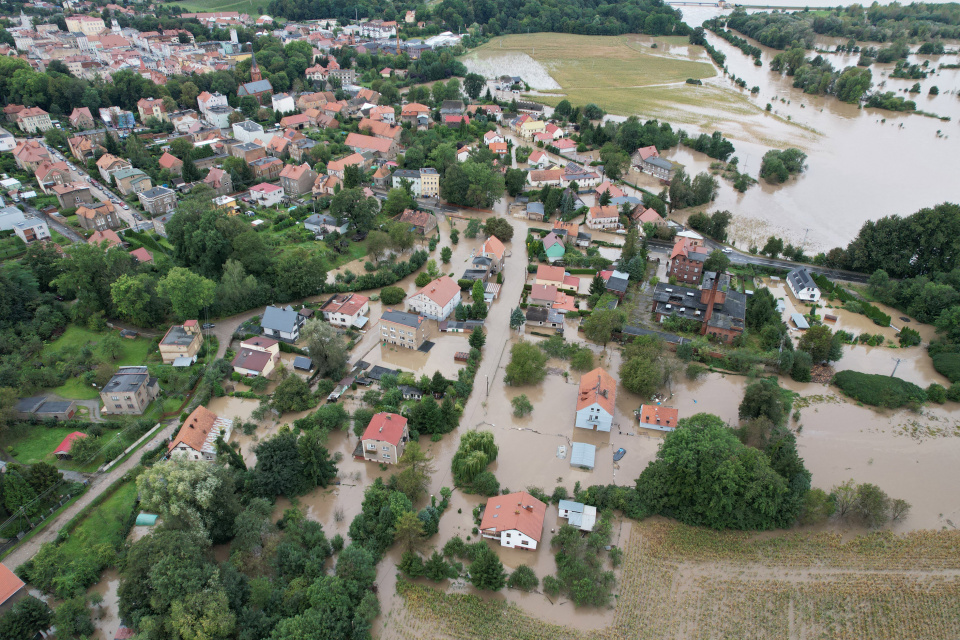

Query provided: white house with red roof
[576,368,616,432]
[360,412,409,464]
[480,236,505,272]
[595,181,624,200]
[479,491,547,550]
[249,182,284,206]
[587,205,621,230]
[319,293,370,328]
[527,149,549,168]
[544,122,564,140]
[168,405,233,462]
[232,336,280,378]
[407,275,462,321]
[483,130,504,145]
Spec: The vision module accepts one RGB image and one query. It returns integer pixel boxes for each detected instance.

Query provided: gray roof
[440,100,464,113]
[525,307,564,324]
[293,356,312,370]
[36,400,74,414]
[609,196,642,207]
[0,206,26,231]
[399,384,422,397]
[140,186,175,199]
[261,305,300,333]
[305,213,341,227]
[392,169,420,179]
[472,256,492,267]
[791,313,810,329]
[652,280,746,333]
[238,79,273,95]
[235,121,263,134]
[234,142,262,151]
[161,325,196,347]
[462,269,488,281]
[103,366,150,394]
[527,202,545,215]
[382,310,423,328]
[787,267,818,292]
[558,499,584,513]
[645,156,673,170]
[16,396,45,413]
[606,274,629,293]
[570,442,596,469]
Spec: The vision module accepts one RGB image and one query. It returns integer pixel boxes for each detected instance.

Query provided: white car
[122,204,129,210]
[722,248,733,254]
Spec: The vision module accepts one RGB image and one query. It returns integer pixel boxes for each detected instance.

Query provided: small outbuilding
[53,431,87,459]
[557,499,597,532]
[790,313,810,330]
[570,442,596,469]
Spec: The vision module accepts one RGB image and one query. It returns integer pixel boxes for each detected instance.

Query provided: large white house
[168,406,233,462]
[478,491,547,550]
[575,367,616,432]
[407,275,461,321]
[319,293,370,328]
[271,92,296,114]
[786,267,821,303]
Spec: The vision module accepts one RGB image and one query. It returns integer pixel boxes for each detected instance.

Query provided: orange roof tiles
[576,368,616,414]
[481,235,505,260]
[536,264,565,284]
[414,275,460,307]
[344,132,392,153]
[639,404,679,428]
[0,563,25,607]
[169,405,223,454]
[589,205,619,220]
[361,412,407,446]
[479,491,547,541]
[158,152,183,170]
[327,153,365,173]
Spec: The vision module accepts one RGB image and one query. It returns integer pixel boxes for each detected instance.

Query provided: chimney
[700,271,722,336]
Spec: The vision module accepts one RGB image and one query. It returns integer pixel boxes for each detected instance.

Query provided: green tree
[504,341,548,386]
[98,331,124,361]
[271,376,316,414]
[156,267,215,321]
[798,325,835,363]
[0,596,52,639]
[583,307,622,347]
[510,306,525,331]
[468,327,486,350]
[394,442,435,502]
[463,73,485,99]
[739,378,786,426]
[275,250,326,300]
[702,249,731,274]
[169,588,236,640]
[619,353,663,397]
[505,168,527,197]
[507,564,539,591]
[381,187,415,218]
[570,348,594,371]
[484,217,514,242]
[301,319,348,378]
[469,547,506,590]
[440,246,452,263]
[380,286,405,305]
[511,394,533,417]
[393,511,425,553]
[589,272,606,298]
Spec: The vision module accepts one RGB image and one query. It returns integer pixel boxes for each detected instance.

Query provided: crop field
[163,0,263,16]
[384,519,960,640]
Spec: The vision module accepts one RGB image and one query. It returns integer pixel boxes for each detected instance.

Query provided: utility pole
[891,358,902,377]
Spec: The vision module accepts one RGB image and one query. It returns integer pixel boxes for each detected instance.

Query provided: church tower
[250,52,262,82]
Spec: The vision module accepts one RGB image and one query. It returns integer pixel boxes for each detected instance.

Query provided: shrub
[832,370,926,408]
[898,326,921,347]
[932,352,960,383]
[926,383,947,403]
[507,564,539,591]
[686,362,707,380]
[799,488,835,525]
[472,471,500,497]
[380,286,406,306]
[948,383,960,402]
[511,394,533,417]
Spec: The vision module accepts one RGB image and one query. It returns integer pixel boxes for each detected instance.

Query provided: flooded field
[461,50,562,90]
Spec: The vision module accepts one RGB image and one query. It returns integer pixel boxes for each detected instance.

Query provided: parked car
[122,204,129,210]
[202,323,215,329]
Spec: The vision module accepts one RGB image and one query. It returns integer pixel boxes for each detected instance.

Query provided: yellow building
[213,195,239,215]
[419,167,439,197]
[520,119,546,140]
[65,15,106,35]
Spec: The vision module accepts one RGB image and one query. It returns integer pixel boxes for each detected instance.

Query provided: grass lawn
[59,480,138,559]
[44,325,155,367]
[52,376,100,400]
[2,426,77,465]
[163,0,263,16]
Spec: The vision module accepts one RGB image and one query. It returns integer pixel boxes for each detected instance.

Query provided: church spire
[250,52,262,82]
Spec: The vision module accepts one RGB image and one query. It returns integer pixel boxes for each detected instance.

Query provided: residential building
[158,151,183,176]
[13,218,50,244]
[197,91,228,117]
[261,304,304,342]
[279,162,317,196]
[787,267,821,303]
[359,412,409,464]
[604,269,630,300]
[68,107,95,129]
[632,146,674,180]
[0,127,16,152]
[88,229,123,248]
[400,102,430,124]
[575,367,616,432]
[66,15,106,35]
[397,208,437,235]
[557,500,597,532]
[359,118,402,143]
[380,310,427,349]
[96,153,131,182]
[13,139,50,172]
[327,153,367,179]
[249,182,284,206]
[478,491,547,550]
[213,195,239,215]
[527,149,549,168]
[250,156,284,181]
[480,236,506,272]
[138,186,178,215]
[319,293,370,328]
[587,205,620,230]
[34,160,72,194]
[136,98,168,123]
[76,202,120,231]
[542,232,565,262]
[113,168,152,196]
[229,141,265,163]
[344,132,396,159]
[0,563,26,614]
[668,237,708,285]
[419,167,439,197]
[536,264,578,292]
[527,168,564,188]
[159,320,204,364]
[100,366,160,415]
[16,107,52,133]
[637,404,679,431]
[204,105,236,128]
[52,182,94,208]
[651,272,746,343]
[525,306,564,333]
[0,206,25,231]
[529,284,558,307]
[130,248,153,264]
[232,120,271,144]
[632,205,666,229]
[391,169,422,196]
[168,405,233,462]
[440,100,465,115]
[483,130,505,145]
[271,92,295,114]
[407,275,461,321]
[203,168,233,196]
[232,336,281,378]
[596,181,624,200]
[304,213,348,236]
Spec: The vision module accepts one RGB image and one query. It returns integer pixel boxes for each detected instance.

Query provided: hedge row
[832,370,926,408]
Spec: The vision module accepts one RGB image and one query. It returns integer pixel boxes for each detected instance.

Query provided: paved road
[2,419,178,571]
[24,201,84,244]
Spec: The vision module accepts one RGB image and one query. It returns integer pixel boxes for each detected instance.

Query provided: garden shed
[570,442,596,470]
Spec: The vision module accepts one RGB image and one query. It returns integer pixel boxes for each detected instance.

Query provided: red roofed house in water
[359,412,409,464]
[479,491,547,549]
[168,405,234,462]
[406,275,462,321]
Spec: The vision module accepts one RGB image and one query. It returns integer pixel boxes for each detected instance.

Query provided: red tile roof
[158,151,183,170]
[595,181,624,198]
[241,336,278,349]
[54,431,87,455]
[168,405,221,453]
[400,102,430,116]
[536,264,565,284]
[130,247,153,262]
[636,145,659,161]
[530,283,557,303]
[327,153,365,173]
[361,412,407,446]
[232,348,272,373]
[639,404,679,428]
[479,491,547,541]
[0,563,25,607]
[345,132,392,153]
[576,368,616,414]
[320,293,369,316]
[89,229,122,247]
[589,205,619,220]
[481,235,505,260]
[414,275,460,307]
[279,163,310,180]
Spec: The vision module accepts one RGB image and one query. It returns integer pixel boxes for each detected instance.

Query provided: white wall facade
[575,404,612,432]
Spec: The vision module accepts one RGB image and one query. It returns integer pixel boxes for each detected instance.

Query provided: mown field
[384,519,960,640]
[164,0,263,16]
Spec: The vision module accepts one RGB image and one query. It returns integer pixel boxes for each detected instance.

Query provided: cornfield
[382,520,960,639]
